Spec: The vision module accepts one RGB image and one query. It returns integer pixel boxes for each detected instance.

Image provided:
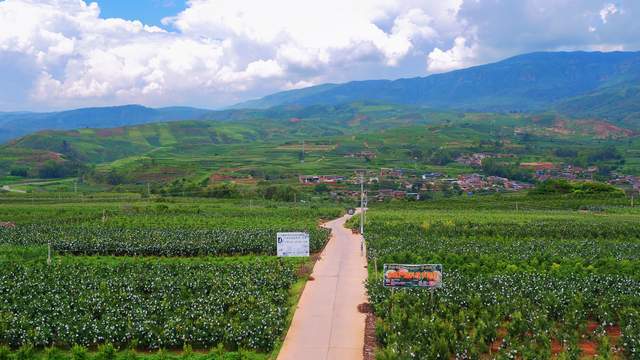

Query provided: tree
[205,183,240,198]
[259,185,299,202]
[38,160,85,179]
[9,167,28,177]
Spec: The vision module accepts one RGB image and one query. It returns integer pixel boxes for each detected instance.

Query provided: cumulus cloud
[427,36,477,73]
[0,0,463,109]
[600,3,619,23]
[0,0,638,110]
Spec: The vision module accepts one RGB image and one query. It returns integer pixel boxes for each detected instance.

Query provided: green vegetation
[0,198,339,358]
[3,102,640,195]
[351,194,640,358]
[530,179,624,195]
[1,257,297,351]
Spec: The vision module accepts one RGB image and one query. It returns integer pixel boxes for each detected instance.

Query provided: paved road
[278,212,368,360]
[1,185,26,193]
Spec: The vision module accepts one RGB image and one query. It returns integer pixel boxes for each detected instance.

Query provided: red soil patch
[574,119,634,139]
[348,114,368,126]
[210,174,234,182]
[606,325,621,337]
[233,178,258,185]
[490,338,504,353]
[606,325,622,345]
[551,339,564,355]
[25,151,63,163]
[357,303,373,314]
[490,327,508,353]
[0,222,16,229]
[96,127,125,137]
[580,340,598,357]
[363,304,377,360]
[289,117,302,123]
[593,121,633,138]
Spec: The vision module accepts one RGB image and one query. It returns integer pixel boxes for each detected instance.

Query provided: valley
[2,49,640,359]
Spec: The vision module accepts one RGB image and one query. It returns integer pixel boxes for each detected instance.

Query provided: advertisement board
[383,264,443,289]
[277,232,310,257]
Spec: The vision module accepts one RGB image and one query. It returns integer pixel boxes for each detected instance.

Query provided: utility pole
[301,140,305,163]
[47,241,51,266]
[74,180,77,194]
[360,172,365,235]
[147,183,151,197]
[363,191,368,226]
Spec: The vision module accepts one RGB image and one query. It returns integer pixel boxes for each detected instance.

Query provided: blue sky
[0,0,638,111]
[98,0,186,28]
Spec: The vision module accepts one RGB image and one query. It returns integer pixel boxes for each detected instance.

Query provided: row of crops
[0,258,297,351]
[356,205,640,359]
[0,199,339,357]
[0,225,330,256]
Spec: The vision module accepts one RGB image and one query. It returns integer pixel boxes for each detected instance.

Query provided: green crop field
[0,198,341,359]
[348,194,640,359]
[3,104,640,359]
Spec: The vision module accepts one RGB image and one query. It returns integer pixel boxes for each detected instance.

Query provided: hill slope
[236,51,640,120]
[556,82,640,127]
[2,102,639,184]
[0,105,214,143]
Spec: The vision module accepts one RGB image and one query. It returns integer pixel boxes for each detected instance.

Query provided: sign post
[383,264,443,289]
[277,232,310,257]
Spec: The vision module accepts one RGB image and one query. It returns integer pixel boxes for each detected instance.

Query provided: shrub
[71,345,88,360]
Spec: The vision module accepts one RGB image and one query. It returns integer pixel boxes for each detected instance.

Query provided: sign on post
[277,232,310,257]
[383,264,443,289]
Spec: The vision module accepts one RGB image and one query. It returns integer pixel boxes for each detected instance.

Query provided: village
[298,152,640,201]
[299,166,533,201]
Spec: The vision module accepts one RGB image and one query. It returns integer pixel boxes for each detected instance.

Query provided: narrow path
[1,185,26,193]
[278,212,368,360]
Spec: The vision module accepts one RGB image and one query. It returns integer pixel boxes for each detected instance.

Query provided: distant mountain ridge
[235,51,640,122]
[3,51,640,144]
[0,105,213,143]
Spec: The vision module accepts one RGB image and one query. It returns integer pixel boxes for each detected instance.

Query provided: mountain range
[235,51,640,121]
[0,105,214,143]
[1,50,640,144]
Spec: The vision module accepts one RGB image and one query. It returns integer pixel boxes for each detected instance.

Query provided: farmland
[351,194,640,359]
[0,198,340,358]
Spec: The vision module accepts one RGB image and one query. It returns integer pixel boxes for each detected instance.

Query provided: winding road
[278,211,368,360]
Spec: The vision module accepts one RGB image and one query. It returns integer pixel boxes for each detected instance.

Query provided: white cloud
[0,0,463,109]
[0,0,638,110]
[600,3,619,23]
[284,80,318,90]
[426,36,477,73]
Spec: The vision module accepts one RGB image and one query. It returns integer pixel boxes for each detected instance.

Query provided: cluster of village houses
[299,167,532,201]
[298,152,640,200]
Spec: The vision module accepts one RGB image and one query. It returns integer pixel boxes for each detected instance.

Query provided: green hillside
[0,105,214,143]
[2,103,639,190]
[556,83,640,126]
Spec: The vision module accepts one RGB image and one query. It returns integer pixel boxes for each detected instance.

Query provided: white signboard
[277,232,310,257]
